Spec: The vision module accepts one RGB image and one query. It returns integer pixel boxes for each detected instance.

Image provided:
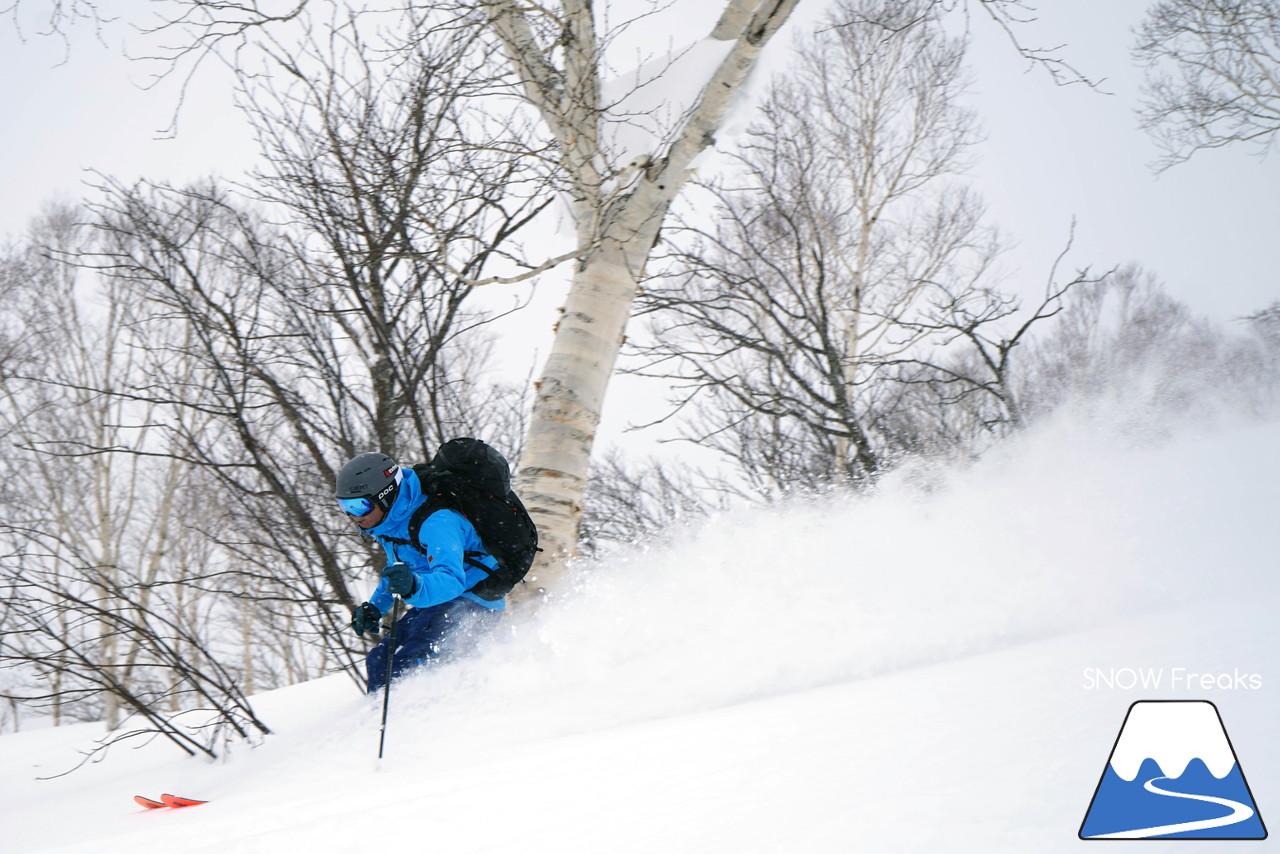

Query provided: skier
[337,451,504,694]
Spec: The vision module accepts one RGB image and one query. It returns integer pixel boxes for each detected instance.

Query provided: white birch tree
[477,1,801,598]
[472,0,1084,592]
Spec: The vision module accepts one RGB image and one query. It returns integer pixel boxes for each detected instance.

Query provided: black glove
[350,602,382,636]
[381,562,418,598]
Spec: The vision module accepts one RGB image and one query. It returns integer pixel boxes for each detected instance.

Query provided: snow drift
[392,401,1280,735]
[4,396,1279,853]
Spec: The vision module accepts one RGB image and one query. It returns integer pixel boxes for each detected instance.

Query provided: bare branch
[1134,0,1280,169]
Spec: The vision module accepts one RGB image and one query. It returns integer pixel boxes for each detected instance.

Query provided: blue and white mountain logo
[1080,700,1267,840]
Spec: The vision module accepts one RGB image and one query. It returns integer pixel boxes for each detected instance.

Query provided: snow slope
[4,411,1278,853]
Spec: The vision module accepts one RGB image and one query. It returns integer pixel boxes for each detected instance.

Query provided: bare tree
[78,44,533,676]
[1,206,189,728]
[45,0,800,571]
[0,207,270,743]
[1017,265,1280,423]
[11,0,1095,600]
[884,234,1105,436]
[1,526,272,759]
[632,0,1029,493]
[0,241,32,377]
[0,19,540,733]
[1247,300,1280,347]
[580,450,731,552]
[0,14,538,742]
[1135,0,1280,168]
[0,235,45,734]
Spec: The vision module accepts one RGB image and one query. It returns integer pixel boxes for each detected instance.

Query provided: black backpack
[404,438,539,601]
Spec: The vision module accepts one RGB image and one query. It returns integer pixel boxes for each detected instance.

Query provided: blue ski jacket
[363,467,504,614]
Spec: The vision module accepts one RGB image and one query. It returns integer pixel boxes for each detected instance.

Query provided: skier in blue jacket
[336,452,503,694]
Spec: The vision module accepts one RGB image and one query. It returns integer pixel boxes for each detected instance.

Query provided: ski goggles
[338,496,375,517]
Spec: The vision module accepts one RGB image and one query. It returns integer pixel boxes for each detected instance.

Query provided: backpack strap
[406,467,450,554]
[463,550,493,572]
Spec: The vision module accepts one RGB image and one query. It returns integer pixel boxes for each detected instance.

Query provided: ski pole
[377,594,401,761]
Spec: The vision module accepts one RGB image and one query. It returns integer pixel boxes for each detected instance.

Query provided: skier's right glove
[350,602,382,636]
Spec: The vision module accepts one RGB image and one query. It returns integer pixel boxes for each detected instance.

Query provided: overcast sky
[959,0,1280,322]
[2,0,1275,330]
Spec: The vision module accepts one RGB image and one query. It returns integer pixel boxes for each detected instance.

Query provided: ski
[133,793,207,809]
[160,793,207,808]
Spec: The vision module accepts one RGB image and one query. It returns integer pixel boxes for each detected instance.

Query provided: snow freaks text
[1083,668,1264,692]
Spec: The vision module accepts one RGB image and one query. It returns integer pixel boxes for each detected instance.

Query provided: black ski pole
[377,594,401,761]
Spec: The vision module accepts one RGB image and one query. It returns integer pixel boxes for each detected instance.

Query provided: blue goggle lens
[338,496,374,517]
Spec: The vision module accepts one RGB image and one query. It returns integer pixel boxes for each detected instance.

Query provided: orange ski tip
[134,795,166,809]
[159,793,208,808]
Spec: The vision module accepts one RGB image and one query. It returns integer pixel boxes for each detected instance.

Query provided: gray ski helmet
[335,452,403,515]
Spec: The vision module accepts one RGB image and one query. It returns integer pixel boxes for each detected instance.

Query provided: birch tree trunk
[483,0,801,600]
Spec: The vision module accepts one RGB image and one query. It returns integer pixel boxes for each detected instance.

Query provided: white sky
[0,4,256,237]
[1,1,1275,319]
[958,0,1280,322]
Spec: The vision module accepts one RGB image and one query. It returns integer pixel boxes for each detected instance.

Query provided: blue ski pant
[364,597,501,695]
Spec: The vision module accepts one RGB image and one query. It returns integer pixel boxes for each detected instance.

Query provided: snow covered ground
[4,407,1278,853]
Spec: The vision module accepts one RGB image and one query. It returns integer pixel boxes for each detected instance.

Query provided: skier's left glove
[381,562,418,598]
